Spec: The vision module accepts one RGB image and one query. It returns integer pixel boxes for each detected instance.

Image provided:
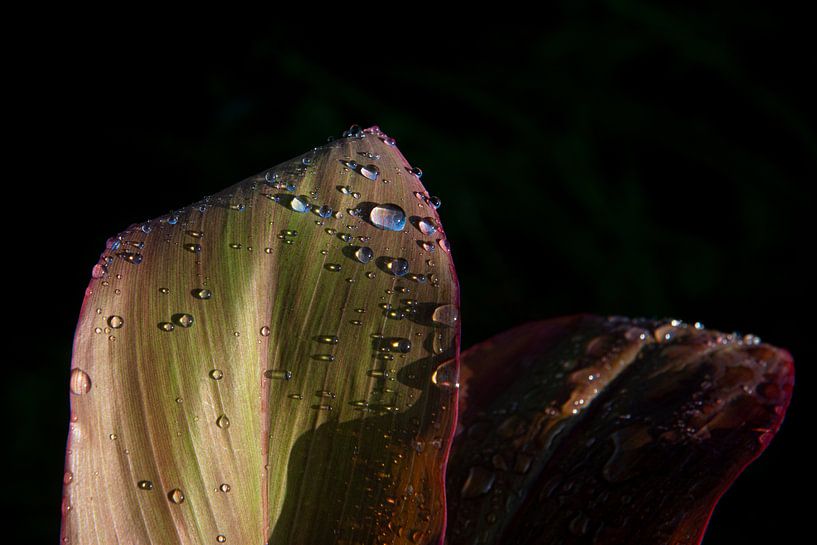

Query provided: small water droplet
[326,264,342,272]
[317,335,339,344]
[174,314,194,328]
[159,322,175,332]
[370,204,406,231]
[216,414,230,429]
[389,338,412,353]
[219,483,231,492]
[63,471,73,484]
[431,360,459,390]
[159,287,170,294]
[289,393,303,400]
[313,354,336,362]
[229,243,242,250]
[70,368,91,395]
[384,136,396,146]
[316,204,333,218]
[384,257,409,277]
[118,252,143,265]
[91,264,108,279]
[193,288,212,300]
[108,315,124,329]
[109,433,118,440]
[315,404,333,411]
[137,480,153,490]
[217,535,226,543]
[438,238,451,252]
[366,272,376,279]
[184,243,202,253]
[168,488,185,504]
[355,246,374,264]
[209,369,224,380]
[260,326,271,337]
[187,230,204,238]
[264,369,292,380]
[417,217,437,235]
[428,196,441,209]
[411,166,423,178]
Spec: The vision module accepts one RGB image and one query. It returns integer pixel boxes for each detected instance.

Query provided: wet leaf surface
[446,315,793,545]
[62,126,460,545]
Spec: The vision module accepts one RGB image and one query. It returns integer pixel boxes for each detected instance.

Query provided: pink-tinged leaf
[61,126,460,545]
[446,315,793,545]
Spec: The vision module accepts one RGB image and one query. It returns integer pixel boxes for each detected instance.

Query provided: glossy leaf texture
[61,126,460,545]
[446,315,793,545]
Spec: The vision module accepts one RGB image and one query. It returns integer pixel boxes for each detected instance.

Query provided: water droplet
[118,252,143,265]
[411,166,423,178]
[109,433,118,440]
[438,238,451,252]
[384,136,396,146]
[360,164,379,181]
[431,360,459,390]
[417,217,437,235]
[365,272,376,279]
[316,204,333,218]
[159,322,175,332]
[187,230,204,238]
[219,483,231,492]
[264,369,292,380]
[229,243,242,250]
[315,404,333,411]
[108,315,124,329]
[159,287,170,294]
[289,393,303,400]
[317,335,339,344]
[168,488,185,504]
[370,204,406,231]
[355,246,374,264]
[209,369,224,380]
[313,354,336,362]
[460,466,495,498]
[184,243,202,253]
[91,264,108,279]
[260,326,271,337]
[289,196,310,213]
[63,471,73,484]
[384,257,409,277]
[351,191,361,199]
[217,535,226,543]
[432,304,459,327]
[421,241,435,252]
[428,196,441,209]
[193,288,212,300]
[216,414,230,429]
[136,480,153,490]
[70,368,91,395]
[174,314,194,328]
[326,264,342,272]
[389,338,412,353]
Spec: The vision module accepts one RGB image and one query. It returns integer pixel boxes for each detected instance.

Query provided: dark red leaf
[446,315,793,545]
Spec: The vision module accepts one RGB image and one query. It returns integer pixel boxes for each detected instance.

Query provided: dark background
[8,7,812,544]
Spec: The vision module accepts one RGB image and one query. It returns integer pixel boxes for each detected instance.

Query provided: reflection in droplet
[384,258,409,277]
[70,368,92,395]
[355,246,374,264]
[168,488,185,504]
[360,164,379,181]
[432,304,459,327]
[217,535,226,543]
[370,204,406,231]
[108,315,124,329]
[417,217,437,235]
[193,288,212,300]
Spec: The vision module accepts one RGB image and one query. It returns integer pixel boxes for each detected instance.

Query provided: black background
[8,9,812,544]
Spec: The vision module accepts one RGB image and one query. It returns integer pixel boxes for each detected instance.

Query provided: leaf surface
[446,315,793,545]
[62,126,460,545]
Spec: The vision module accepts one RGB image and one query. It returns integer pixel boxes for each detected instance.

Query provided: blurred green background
[9,6,812,543]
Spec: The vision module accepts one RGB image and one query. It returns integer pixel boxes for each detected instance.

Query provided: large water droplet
[370,204,406,231]
[168,488,185,504]
[431,360,459,390]
[432,304,459,327]
[289,196,310,213]
[355,246,374,264]
[384,257,409,277]
[216,414,230,429]
[70,368,91,395]
[108,315,124,329]
[360,164,379,181]
[417,217,437,235]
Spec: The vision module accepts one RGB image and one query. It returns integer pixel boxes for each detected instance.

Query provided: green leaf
[62,126,460,545]
[446,315,793,545]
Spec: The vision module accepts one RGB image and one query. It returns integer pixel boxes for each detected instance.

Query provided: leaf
[61,126,460,545]
[446,315,793,545]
